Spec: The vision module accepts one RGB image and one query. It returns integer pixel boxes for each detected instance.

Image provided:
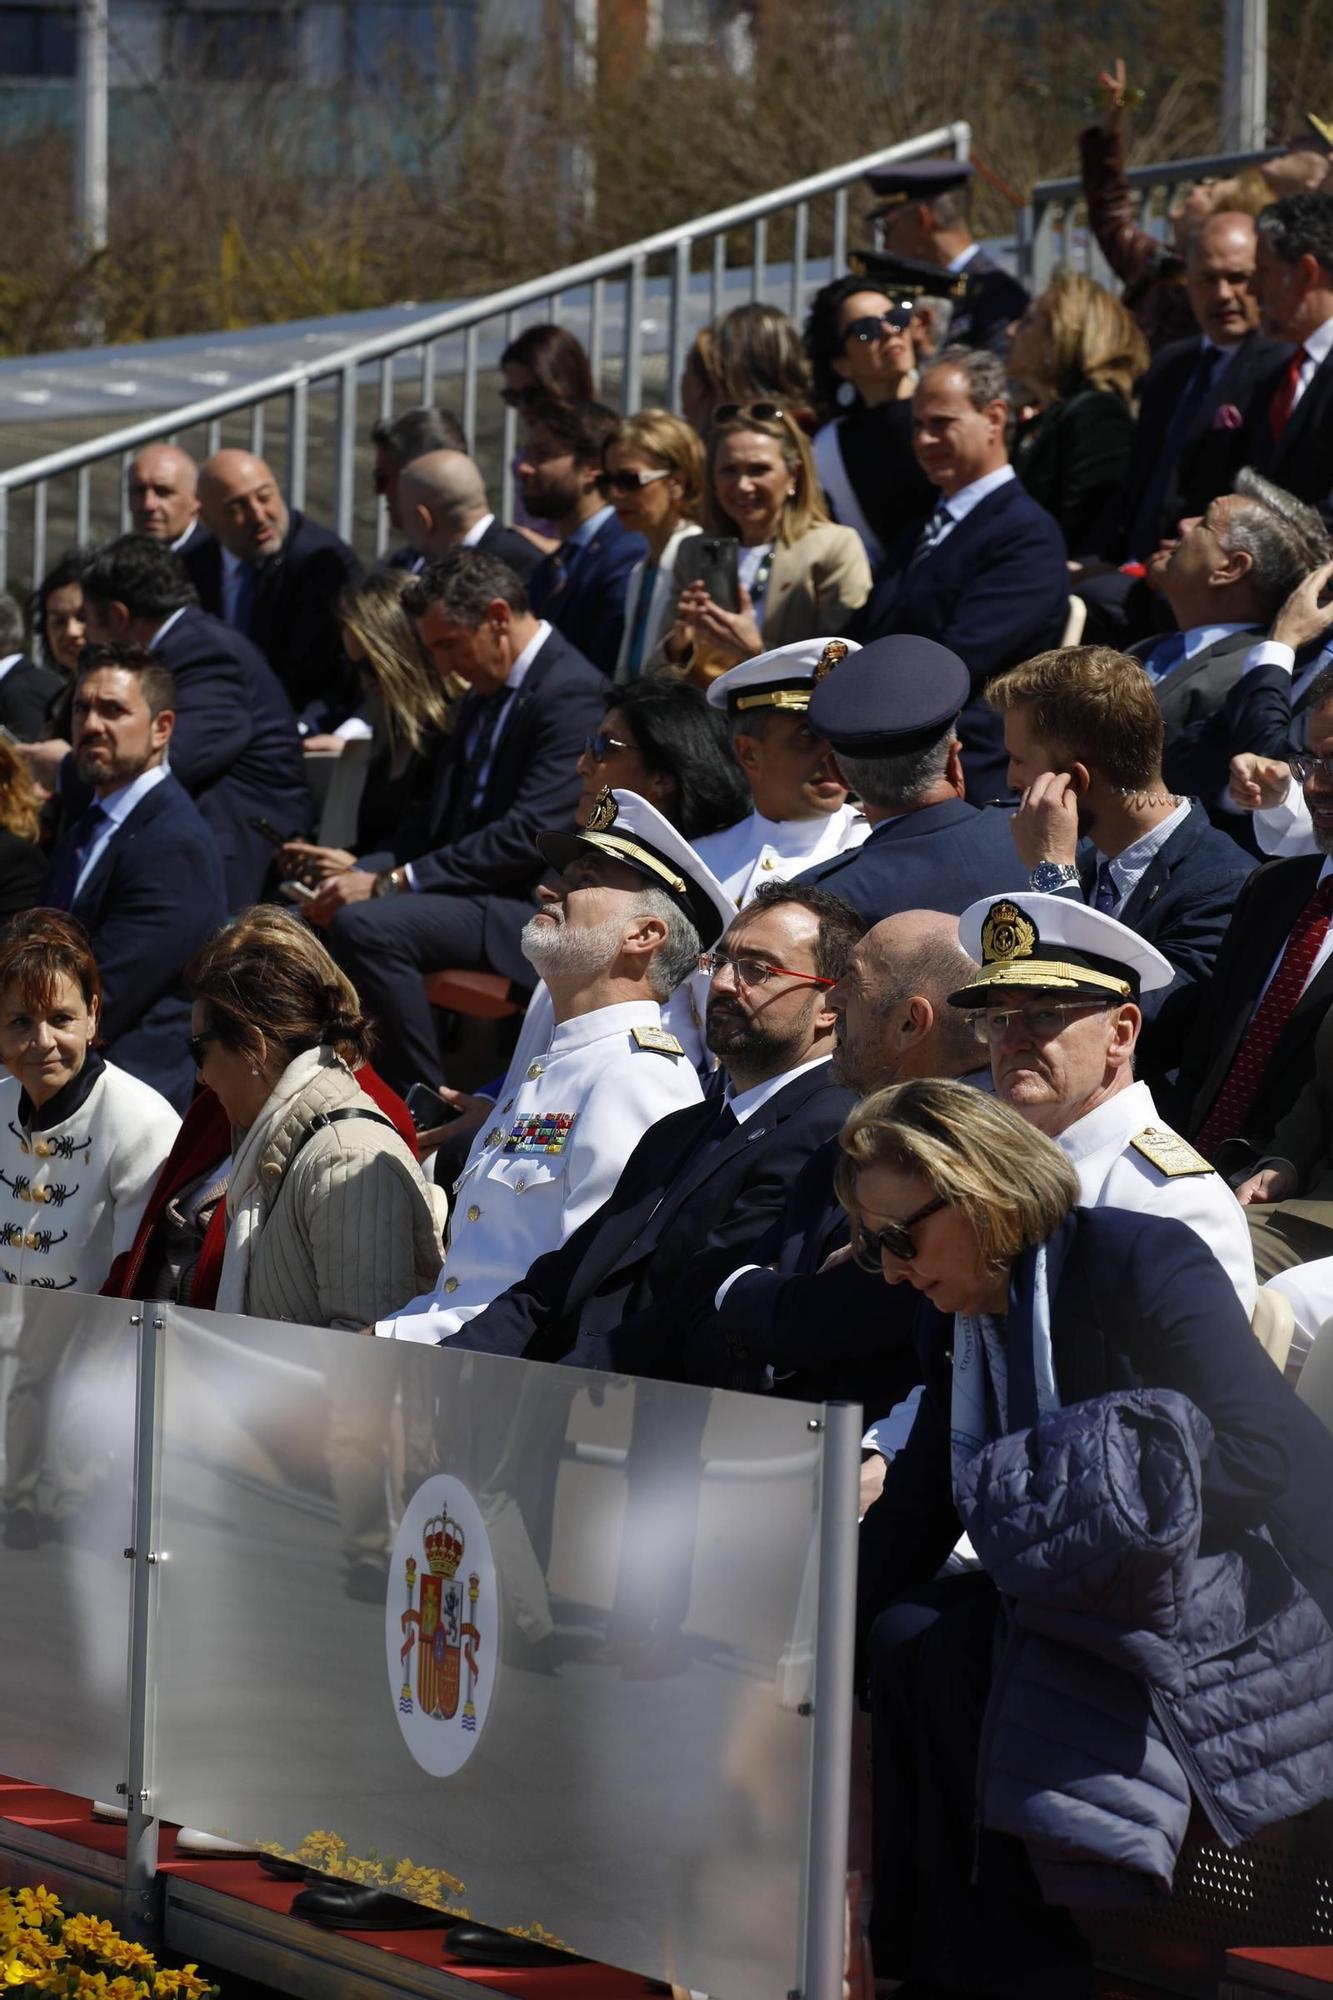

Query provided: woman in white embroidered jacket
[186,905,443,1331]
[0,908,179,1548]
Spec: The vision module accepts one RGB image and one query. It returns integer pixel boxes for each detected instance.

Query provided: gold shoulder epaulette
[631,1026,685,1059]
[1129,1127,1216,1179]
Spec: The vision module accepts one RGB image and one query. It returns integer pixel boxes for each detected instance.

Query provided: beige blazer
[649,521,871,685]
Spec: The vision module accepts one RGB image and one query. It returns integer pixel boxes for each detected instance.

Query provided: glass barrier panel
[0,1288,141,1800]
[151,1308,824,2000]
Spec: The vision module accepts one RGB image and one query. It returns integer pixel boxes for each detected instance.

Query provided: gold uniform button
[527,1063,543,1080]
[18,1141,28,1155]
[484,1128,502,1147]
[760,856,776,870]
[466,1204,481,1222]
[444,1276,459,1294]
[34,1141,50,1157]
[514,1177,526,1192]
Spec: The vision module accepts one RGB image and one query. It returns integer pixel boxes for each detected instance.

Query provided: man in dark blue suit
[794,636,1027,924]
[308,548,608,1092]
[1245,195,1333,526]
[988,643,1256,1080]
[520,398,646,675]
[850,349,1070,802]
[44,645,226,1112]
[448,882,860,1376]
[188,450,363,725]
[396,451,543,584]
[0,593,62,741]
[78,537,310,910]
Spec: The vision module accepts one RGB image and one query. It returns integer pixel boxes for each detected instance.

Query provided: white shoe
[91,1801,128,1823]
[173,1827,260,1857]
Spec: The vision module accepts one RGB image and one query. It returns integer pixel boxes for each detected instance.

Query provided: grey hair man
[396,450,543,582]
[127,444,203,550]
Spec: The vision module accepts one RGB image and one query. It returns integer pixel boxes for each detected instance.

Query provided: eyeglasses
[500,384,544,409]
[852,1194,948,1272]
[583,732,636,760]
[697,950,835,989]
[187,1030,222,1065]
[595,467,672,497]
[711,402,789,427]
[969,1000,1116,1044]
[841,311,911,346]
[1287,748,1333,785]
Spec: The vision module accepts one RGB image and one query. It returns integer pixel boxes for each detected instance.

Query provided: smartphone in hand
[405,1082,458,1132]
[672,535,741,612]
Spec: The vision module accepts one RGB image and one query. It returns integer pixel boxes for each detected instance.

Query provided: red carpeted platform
[0,1782,660,1998]
[1224,1946,1333,1995]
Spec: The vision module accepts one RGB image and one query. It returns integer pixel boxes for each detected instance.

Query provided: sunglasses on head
[595,467,672,497]
[852,1194,948,1272]
[711,402,788,427]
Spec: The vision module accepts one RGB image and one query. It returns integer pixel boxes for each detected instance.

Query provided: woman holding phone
[660,406,870,684]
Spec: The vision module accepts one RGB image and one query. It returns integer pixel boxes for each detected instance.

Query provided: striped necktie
[908,503,953,568]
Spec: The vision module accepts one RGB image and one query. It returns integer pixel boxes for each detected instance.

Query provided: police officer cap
[706,636,863,717]
[806,634,970,757]
[847,248,969,302]
[865,158,974,204]
[949,892,1174,1008]
[536,787,734,948]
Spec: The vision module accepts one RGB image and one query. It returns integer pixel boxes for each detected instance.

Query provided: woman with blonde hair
[601,410,706,681]
[660,406,870,681]
[843,1076,1333,1996]
[186,905,442,1330]
[283,567,453,883]
[1009,268,1149,554]
[0,741,46,917]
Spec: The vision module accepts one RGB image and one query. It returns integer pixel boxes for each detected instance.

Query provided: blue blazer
[795,798,1028,926]
[452,1062,855,1375]
[48,774,227,1112]
[153,607,312,911]
[362,626,608,983]
[528,513,647,676]
[857,1207,1333,1661]
[851,480,1070,804]
[184,510,363,721]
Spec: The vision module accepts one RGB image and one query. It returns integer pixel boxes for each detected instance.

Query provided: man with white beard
[376,787,731,1343]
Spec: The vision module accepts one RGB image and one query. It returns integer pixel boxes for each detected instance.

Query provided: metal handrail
[1017,141,1280,293]
[0,121,970,591]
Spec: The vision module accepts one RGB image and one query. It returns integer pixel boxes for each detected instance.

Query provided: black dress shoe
[444,1922,588,1967]
[257,1855,310,1881]
[290,1882,457,1929]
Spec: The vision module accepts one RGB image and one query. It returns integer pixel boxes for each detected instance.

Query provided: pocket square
[1211,402,1243,431]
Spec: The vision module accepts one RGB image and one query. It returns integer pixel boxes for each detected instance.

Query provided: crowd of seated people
[5,96,1333,1995]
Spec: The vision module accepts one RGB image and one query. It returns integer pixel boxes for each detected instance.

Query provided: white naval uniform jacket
[694,805,869,911]
[1056,1078,1256,1312]
[376,1000,703,1344]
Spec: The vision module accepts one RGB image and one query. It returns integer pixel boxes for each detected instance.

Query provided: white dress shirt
[1092,799,1192,915]
[1287,311,1333,418]
[694,804,869,909]
[926,463,1016,556]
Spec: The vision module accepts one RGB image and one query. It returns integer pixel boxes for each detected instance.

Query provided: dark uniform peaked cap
[807,634,970,757]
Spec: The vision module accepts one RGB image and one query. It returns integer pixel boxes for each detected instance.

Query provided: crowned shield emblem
[388,1474,496,1777]
[585,787,619,833]
[980,900,1038,967]
[812,640,849,683]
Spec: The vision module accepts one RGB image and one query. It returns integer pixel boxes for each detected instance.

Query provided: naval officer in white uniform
[377,787,734,1344]
[694,638,869,909]
[949,892,1257,1310]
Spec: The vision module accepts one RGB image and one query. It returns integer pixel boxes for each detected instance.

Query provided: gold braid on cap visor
[960,959,1133,998]
[733,690,811,713]
[579,832,687,897]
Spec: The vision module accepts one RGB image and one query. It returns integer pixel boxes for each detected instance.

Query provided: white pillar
[1223,0,1267,153]
[74,0,109,264]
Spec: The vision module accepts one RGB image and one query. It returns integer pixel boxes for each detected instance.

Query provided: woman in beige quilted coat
[187,907,444,1331]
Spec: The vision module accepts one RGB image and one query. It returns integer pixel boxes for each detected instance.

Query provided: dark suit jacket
[1109,331,1289,560]
[794,798,1027,926]
[947,249,1030,355]
[856,1207,1333,1660]
[1138,627,1262,812]
[1069,802,1256,1081]
[47,774,227,1112]
[476,517,544,583]
[1221,648,1328,770]
[528,512,647,676]
[361,626,607,984]
[0,828,46,916]
[0,655,65,742]
[152,607,312,911]
[1013,385,1135,556]
[1172,852,1333,1159]
[183,510,363,720]
[851,478,1070,804]
[1248,347,1333,524]
[451,1062,854,1377]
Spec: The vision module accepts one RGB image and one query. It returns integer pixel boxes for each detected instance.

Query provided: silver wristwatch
[373,866,410,898]
[1028,861,1080,893]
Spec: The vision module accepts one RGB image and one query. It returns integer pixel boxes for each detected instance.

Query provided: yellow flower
[152,1963,214,1998]
[101,1939,156,1975]
[14,1887,62,1930]
[61,1915,122,1959]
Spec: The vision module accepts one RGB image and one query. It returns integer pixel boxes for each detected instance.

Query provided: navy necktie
[46,801,107,910]
[909,503,953,569]
[232,561,258,635]
[1093,860,1119,914]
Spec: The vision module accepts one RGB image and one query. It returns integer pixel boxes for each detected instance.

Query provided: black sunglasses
[187,1030,222,1065]
[841,309,912,346]
[852,1194,948,1272]
[711,402,788,427]
[595,468,672,497]
[583,731,636,759]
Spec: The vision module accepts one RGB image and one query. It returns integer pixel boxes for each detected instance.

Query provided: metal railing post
[624,256,646,412]
[421,338,436,408]
[589,278,606,393]
[500,309,519,523]
[121,1304,161,1939]
[751,215,767,302]
[288,378,309,513]
[668,240,691,416]
[333,360,358,545]
[800,1401,860,2000]
[0,489,10,592]
[75,464,91,546]
[790,201,808,320]
[711,233,727,324]
[462,322,479,453]
[32,482,49,593]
